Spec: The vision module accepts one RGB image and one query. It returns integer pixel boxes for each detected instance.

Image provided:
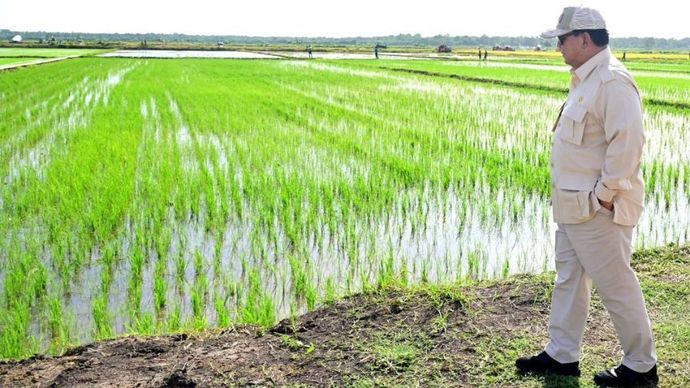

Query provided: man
[515,7,658,387]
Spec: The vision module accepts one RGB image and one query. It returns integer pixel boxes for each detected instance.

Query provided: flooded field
[270,52,426,60]
[98,50,281,59]
[99,50,431,60]
[1,56,688,359]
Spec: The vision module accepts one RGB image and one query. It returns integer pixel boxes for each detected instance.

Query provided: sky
[1,0,689,39]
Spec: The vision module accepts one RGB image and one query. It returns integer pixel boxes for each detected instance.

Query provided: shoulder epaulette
[597,64,616,83]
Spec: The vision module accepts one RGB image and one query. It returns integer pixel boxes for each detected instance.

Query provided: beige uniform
[545,48,656,372]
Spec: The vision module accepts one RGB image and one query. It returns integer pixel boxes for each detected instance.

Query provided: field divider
[0,56,80,71]
[380,66,690,110]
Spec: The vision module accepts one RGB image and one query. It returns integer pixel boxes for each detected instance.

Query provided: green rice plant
[131,312,155,335]
[214,289,230,328]
[92,293,113,340]
[46,295,70,354]
[191,249,208,328]
[305,281,317,311]
[288,254,309,297]
[153,260,167,313]
[376,249,397,289]
[240,270,276,327]
[175,238,187,284]
[467,251,480,280]
[0,303,36,359]
[167,301,182,332]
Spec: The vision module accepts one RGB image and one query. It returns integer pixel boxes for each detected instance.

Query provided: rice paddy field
[1,53,688,359]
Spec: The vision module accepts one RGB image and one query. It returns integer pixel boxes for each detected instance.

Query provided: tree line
[2,29,689,51]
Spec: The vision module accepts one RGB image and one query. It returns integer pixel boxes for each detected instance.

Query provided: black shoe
[516,351,581,377]
[594,364,658,387]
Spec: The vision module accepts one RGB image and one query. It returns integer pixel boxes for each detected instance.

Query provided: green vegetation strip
[382,66,690,110]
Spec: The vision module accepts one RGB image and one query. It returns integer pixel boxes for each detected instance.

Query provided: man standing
[515,7,658,387]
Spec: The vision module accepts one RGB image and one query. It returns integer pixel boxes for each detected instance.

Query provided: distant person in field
[515,6,658,387]
[374,45,379,59]
[307,45,313,59]
[483,49,487,60]
[623,51,627,61]
[478,47,482,60]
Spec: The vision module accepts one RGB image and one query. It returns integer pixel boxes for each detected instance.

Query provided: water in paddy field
[25,172,689,347]
[97,50,433,60]
[2,57,689,355]
[98,50,281,59]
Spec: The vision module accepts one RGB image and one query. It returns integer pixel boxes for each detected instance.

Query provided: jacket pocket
[555,189,594,222]
[557,103,587,146]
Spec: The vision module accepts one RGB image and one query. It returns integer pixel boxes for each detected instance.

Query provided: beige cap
[541,7,607,38]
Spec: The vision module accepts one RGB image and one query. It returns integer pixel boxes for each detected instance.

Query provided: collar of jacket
[571,48,612,84]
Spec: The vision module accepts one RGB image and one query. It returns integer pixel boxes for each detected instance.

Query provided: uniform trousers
[544,208,657,373]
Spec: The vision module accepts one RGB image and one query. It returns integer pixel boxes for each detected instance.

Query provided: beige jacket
[551,48,645,226]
